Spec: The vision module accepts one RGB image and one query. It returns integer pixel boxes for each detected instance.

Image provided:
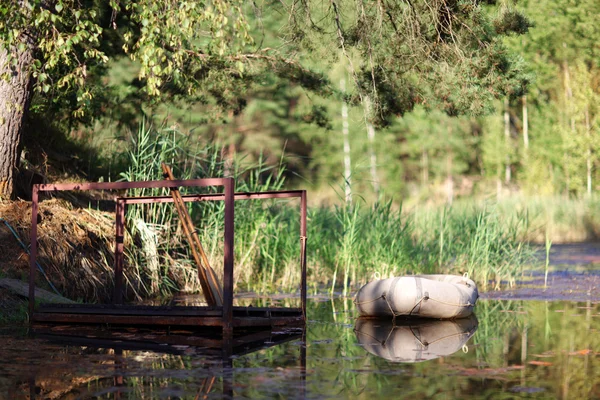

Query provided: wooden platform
[33,303,304,329]
[29,180,307,333]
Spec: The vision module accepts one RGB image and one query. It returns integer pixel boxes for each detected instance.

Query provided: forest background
[25,0,600,205]
[1,0,600,304]
[7,0,597,204]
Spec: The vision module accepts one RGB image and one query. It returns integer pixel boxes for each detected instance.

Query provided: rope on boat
[354,292,474,317]
[0,218,62,296]
[352,294,385,305]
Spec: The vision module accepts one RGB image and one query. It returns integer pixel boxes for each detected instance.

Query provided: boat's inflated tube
[354,274,478,319]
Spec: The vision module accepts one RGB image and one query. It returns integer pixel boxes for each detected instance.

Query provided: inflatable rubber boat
[354,274,478,319]
[354,315,478,363]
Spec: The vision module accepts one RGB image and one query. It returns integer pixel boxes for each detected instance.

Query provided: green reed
[118,123,300,298]
[117,124,537,299]
[413,204,534,291]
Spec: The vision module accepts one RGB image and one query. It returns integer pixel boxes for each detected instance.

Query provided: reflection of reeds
[545,231,552,288]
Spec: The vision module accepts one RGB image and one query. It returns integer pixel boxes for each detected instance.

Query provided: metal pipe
[118,190,305,205]
[113,199,125,304]
[36,178,229,192]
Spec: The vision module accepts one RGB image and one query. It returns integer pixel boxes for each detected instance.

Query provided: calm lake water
[1,243,599,399]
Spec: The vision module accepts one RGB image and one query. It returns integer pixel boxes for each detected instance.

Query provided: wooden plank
[32,312,303,328]
[161,163,223,307]
[38,306,224,317]
[0,278,75,304]
[33,312,225,326]
[38,303,301,315]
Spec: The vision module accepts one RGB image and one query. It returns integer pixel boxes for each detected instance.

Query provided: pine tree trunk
[0,44,34,199]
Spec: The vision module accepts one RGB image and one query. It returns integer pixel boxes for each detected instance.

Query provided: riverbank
[2,191,598,326]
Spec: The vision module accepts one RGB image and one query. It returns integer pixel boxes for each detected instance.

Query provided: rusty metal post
[223,178,235,334]
[300,190,307,320]
[29,186,39,321]
[113,199,125,304]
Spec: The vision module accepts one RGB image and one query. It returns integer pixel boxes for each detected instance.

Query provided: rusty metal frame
[29,179,307,332]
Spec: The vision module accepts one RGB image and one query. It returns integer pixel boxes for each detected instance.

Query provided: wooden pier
[29,178,307,334]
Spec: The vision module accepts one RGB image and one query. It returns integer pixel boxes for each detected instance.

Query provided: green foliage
[285,0,531,125]
[0,0,108,116]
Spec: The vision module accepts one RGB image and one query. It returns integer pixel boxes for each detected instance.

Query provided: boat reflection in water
[354,315,478,363]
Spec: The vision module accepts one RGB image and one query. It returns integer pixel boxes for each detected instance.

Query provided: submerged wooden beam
[0,278,75,304]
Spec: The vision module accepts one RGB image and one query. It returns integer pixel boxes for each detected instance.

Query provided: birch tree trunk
[563,58,573,194]
[522,95,529,152]
[504,97,511,184]
[446,126,453,205]
[422,149,429,187]
[586,106,592,196]
[341,78,352,204]
[363,97,379,197]
[0,43,35,199]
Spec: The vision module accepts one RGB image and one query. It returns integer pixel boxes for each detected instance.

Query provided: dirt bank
[0,199,129,303]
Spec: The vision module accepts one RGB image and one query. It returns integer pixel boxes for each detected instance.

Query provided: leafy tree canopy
[0,0,530,125]
[283,0,532,125]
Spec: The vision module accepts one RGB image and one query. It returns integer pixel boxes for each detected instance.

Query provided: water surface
[1,243,599,399]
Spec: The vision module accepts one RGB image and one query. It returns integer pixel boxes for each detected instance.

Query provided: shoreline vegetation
[1,127,599,324]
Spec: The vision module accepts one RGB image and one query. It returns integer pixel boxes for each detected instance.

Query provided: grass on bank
[9,124,600,304]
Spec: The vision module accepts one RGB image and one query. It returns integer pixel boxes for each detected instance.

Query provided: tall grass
[489,195,600,243]
[118,123,299,299]
[114,124,537,300]
[414,205,534,290]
